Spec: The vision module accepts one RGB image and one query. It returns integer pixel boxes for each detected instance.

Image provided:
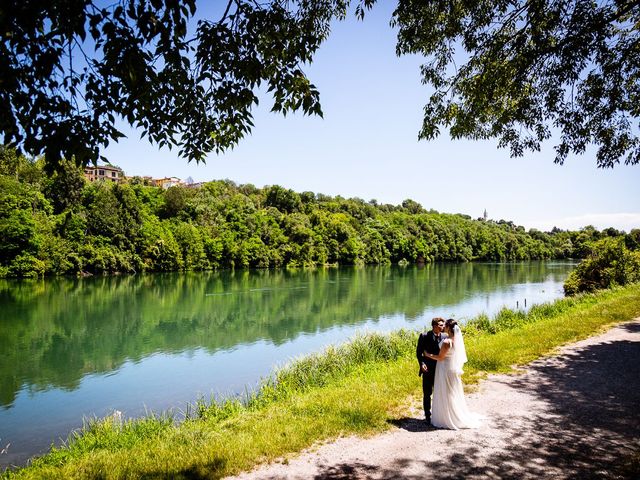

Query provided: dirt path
[227,319,640,479]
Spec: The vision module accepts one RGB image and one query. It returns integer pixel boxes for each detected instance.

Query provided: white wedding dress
[431,328,482,430]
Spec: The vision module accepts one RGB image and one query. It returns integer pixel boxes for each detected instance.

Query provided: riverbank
[3,284,640,479]
[0,262,575,469]
[229,317,640,479]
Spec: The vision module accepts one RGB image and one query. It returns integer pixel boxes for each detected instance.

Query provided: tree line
[1,148,637,278]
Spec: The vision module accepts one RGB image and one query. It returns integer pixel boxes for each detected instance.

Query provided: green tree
[170,221,209,270]
[83,182,127,246]
[0,177,50,268]
[160,186,196,219]
[564,237,640,295]
[1,0,339,168]
[626,229,640,251]
[139,217,183,271]
[43,158,86,213]
[392,0,640,168]
[265,185,303,214]
[401,199,424,215]
[0,210,38,262]
[0,146,43,184]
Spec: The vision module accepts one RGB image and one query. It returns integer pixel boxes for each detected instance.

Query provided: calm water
[0,261,575,468]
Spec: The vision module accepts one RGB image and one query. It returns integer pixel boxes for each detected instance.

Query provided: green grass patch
[3,284,640,479]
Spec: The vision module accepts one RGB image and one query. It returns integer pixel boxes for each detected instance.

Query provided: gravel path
[227,319,640,479]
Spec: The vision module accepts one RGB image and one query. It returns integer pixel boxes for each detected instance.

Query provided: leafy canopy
[1,0,638,169]
[1,0,346,169]
[392,0,640,168]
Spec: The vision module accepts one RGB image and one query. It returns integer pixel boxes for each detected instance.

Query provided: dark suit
[416,330,442,420]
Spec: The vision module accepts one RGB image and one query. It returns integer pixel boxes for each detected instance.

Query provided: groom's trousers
[422,369,436,419]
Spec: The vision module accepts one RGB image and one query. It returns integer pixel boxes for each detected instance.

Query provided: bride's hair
[445,319,458,335]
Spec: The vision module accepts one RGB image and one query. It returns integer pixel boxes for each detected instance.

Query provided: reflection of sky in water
[0,274,566,468]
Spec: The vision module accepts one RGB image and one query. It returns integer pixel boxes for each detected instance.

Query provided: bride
[424,319,482,429]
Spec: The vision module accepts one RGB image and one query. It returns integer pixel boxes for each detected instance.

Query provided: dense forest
[1,148,637,278]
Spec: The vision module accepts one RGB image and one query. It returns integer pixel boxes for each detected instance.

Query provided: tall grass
[32,413,173,469]
[183,329,417,424]
[3,284,639,479]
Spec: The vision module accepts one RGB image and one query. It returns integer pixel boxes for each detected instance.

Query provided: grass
[3,284,640,479]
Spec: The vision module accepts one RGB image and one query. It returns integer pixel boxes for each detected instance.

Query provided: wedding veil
[452,324,468,374]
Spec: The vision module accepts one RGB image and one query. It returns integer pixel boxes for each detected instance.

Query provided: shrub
[80,242,137,274]
[564,237,640,295]
[8,253,46,277]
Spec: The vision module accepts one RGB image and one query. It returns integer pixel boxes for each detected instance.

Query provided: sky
[102,3,640,233]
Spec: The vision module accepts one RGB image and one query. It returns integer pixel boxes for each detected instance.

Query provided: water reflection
[0,261,575,467]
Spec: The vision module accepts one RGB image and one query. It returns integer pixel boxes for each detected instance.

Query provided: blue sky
[102,3,640,232]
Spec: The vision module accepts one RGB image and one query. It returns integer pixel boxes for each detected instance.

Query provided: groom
[416,317,446,423]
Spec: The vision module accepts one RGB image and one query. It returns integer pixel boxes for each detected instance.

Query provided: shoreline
[228,317,640,479]
[0,261,574,470]
[3,284,639,479]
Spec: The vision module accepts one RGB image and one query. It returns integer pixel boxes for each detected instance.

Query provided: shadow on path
[388,417,431,433]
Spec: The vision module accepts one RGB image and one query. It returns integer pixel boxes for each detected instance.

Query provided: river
[0,261,575,468]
